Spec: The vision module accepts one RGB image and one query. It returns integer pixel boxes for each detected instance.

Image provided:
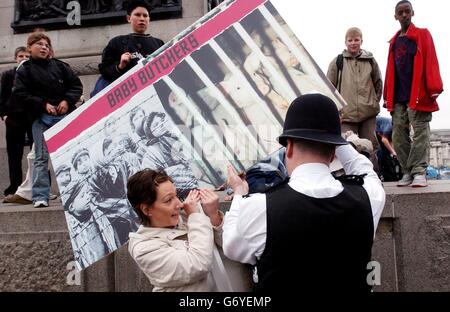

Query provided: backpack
[336,54,344,92]
[335,53,374,93]
[245,148,288,194]
[379,153,402,182]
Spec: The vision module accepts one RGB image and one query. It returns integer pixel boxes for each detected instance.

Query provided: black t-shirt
[394,36,417,103]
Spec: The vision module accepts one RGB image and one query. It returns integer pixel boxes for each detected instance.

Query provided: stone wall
[1,182,449,292]
[371,181,450,291]
[0,204,78,291]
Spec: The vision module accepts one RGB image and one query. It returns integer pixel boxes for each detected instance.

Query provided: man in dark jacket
[13,32,83,208]
[98,0,164,83]
[0,47,31,196]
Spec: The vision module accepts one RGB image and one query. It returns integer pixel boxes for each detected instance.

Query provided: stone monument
[11,0,182,33]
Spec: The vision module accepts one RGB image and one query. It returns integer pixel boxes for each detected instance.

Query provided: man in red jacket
[384,0,443,187]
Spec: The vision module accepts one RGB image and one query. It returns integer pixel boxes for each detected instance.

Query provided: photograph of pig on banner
[44,0,345,271]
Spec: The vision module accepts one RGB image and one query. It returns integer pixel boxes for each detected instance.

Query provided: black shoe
[4,186,18,196]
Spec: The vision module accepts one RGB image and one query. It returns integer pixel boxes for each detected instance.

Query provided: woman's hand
[199,189,222,226]
[183,189,200,216]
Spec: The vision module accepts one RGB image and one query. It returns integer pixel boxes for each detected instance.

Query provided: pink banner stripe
[46,0,266,154]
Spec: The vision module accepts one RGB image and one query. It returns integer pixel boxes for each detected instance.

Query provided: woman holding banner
[127,168,225,292]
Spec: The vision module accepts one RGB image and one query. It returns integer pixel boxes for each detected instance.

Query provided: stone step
[0,230,69,243]
[444,226,450,236]
[0,202,68,234]
[436,215,450,228]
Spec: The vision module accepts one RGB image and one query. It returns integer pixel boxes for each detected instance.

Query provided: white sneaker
[397,174,413,187]
[34,200,49,208]
[411,174,427,187]
[49,193,58,200]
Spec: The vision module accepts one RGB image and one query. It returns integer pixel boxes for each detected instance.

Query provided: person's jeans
[32,119,50,202]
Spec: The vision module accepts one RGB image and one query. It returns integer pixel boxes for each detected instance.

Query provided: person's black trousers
[4,115,32,196]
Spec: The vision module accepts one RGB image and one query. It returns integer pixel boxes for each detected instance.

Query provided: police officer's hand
[119,52,132,70]
[226,165,249,196]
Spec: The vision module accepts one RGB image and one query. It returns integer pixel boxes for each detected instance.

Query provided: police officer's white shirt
[222,144,386,265]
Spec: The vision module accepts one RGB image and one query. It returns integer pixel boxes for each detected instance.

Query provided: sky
[271,0,448,130]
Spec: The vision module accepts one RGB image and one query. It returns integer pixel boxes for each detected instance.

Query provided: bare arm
[380,135,396,156]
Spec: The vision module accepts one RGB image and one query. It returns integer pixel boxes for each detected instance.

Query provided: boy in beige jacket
[327,27,383,171]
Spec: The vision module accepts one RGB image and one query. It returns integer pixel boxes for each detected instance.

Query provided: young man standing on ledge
[384,0,443,187]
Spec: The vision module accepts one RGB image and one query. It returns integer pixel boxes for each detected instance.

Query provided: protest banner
[45,0,345,270]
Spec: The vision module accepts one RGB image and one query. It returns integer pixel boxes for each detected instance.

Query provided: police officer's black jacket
[13,58,83,121]
[99,33,164,83]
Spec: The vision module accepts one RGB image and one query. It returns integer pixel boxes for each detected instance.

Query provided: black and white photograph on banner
[44,0,346,271]
[54,89,201,270]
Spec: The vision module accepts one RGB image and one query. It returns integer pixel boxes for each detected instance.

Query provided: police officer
[223,94,385,292]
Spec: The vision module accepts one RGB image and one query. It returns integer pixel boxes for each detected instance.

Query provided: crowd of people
[0,0,444,292]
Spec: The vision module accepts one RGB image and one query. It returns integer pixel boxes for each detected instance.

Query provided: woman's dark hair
[127,168,172,226]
